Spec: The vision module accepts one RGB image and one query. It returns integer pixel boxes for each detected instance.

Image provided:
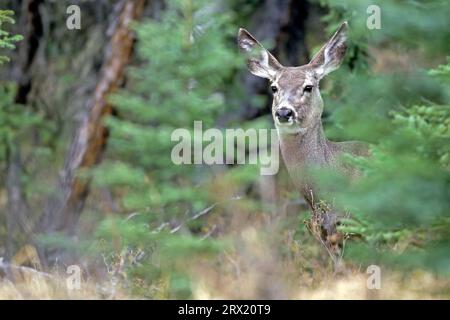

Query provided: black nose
[275,108,293,122]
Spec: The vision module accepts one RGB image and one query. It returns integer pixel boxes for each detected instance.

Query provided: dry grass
[2,190,449,300]
[1,255,448,300]
[188,225,450,300]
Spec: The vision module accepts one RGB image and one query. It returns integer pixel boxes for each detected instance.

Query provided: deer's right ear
[237,28,282,80]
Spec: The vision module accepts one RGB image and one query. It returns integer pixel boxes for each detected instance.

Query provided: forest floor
[0,267,449,299]
[2,204,450,299]
[1,234,450,300]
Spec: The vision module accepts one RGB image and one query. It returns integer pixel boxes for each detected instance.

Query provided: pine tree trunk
[36,0,145,263]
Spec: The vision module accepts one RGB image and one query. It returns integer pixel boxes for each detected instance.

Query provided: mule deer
[238,22,369,258]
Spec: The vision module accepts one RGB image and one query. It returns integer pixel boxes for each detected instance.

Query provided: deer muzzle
[275,107,294,124]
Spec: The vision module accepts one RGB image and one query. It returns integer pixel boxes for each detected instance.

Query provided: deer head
[237,22,348,136]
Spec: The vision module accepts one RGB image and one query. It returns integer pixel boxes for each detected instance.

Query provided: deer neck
[278,122,333,166]
[278,122,335,198]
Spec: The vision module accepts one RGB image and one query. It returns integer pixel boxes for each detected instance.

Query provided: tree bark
[36,0,145,254]
[13,0,44,105]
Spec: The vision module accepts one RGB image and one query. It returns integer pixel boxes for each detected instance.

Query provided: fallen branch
[146,196,242,235]
[0,257,54,284]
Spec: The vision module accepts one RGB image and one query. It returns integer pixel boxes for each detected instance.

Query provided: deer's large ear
[237,28,282,80]
[309,22,348,78]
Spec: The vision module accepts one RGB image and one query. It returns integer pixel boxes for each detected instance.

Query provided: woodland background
[0,0,449,299]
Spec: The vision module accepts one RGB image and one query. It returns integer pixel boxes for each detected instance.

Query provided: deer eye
[303,85,313,93]
[271,85,278,93]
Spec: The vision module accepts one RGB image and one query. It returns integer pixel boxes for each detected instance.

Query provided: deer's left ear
[309,22,348,78]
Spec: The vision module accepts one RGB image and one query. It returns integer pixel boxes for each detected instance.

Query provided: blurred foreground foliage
[314,0,450,275]
[331,59,450,275]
